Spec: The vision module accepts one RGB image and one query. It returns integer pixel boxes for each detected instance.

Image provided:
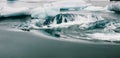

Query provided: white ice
[30,0,111,19]
[0,6,30,17]
[84,6,106,11]
[0,0,109,18]
[49,0,90,8]
[31,6,60,19]
[87,33,120,41]
[31,14,104,29]
[30,0,91,19]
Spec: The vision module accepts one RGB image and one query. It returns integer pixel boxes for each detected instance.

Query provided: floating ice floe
[0,6,30,18]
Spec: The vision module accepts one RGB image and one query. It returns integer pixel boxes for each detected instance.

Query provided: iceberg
[19,12,120,42]
[27,13,106,30]
[17,0,120,43]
